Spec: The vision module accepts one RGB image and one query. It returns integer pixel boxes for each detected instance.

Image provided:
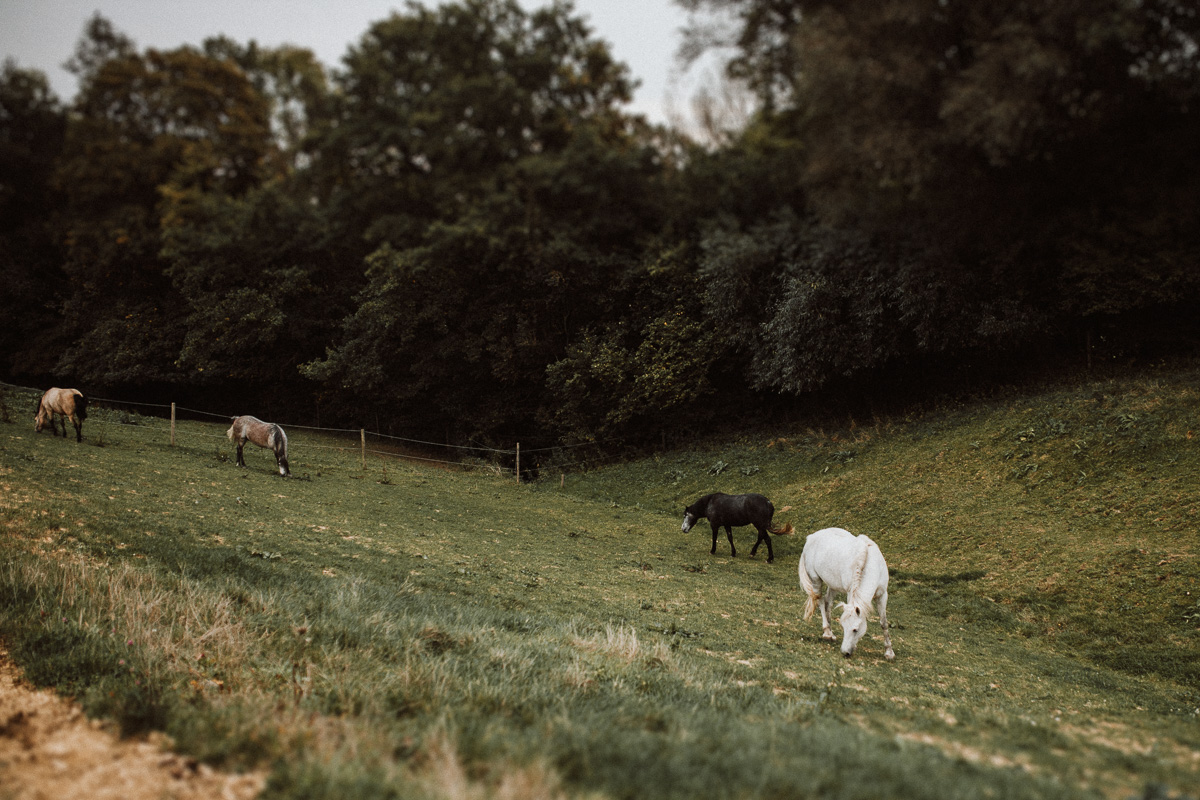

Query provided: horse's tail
[768,503,793,535]
[798,550,820,620]
[271,424,291,476]
[226,417,238,441]
[270,424,288,457]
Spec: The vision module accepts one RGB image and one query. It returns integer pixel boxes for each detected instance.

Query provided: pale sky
[0,0,703,126]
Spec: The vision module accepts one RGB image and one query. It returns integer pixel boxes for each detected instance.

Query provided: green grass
[1,369,1199,799]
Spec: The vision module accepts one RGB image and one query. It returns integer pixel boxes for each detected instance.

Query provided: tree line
[3,0,1198,450]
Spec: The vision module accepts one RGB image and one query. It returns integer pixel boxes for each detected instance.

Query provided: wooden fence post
[170,403,176,447]
[360,428,366,471]
[515,442,520,484]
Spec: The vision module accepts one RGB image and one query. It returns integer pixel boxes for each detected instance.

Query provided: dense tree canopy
[677,0,1200,396]
[301,0,670,437]
[2,0,1197,448]
[0,61,67,374]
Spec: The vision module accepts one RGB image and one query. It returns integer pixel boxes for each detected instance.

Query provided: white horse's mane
[845,536,874,612]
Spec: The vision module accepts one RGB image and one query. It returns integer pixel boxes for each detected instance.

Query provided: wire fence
[1,381,617,480]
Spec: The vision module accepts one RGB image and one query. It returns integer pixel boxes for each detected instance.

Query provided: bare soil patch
[0,647,264,800]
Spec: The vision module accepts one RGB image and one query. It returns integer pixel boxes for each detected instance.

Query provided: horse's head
[837,602,868,658]
[681,506,699,533]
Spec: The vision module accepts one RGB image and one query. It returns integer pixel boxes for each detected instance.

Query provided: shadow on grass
[891,570,988,587]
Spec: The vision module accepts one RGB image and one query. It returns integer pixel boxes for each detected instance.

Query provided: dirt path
[0,648,264,800]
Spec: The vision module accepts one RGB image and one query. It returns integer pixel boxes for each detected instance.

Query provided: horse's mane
[846,536,874,611]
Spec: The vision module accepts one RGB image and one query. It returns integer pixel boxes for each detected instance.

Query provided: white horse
[798,528,894,660]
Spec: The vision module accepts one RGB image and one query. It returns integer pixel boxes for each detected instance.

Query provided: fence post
[170,403,176,447]
[516,442,520,484]
[360,428,366,471]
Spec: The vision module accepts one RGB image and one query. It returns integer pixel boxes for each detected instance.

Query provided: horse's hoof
[766,558,774,564]
[885,650,895,661]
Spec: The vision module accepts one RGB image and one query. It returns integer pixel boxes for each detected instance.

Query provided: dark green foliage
[160,180,353,388]
[302,0,668,437]
[50,32,275,387]
[0,62,68,378]
[2,0,1200,448]
[544,295,721,440]
[680,0,1200,388]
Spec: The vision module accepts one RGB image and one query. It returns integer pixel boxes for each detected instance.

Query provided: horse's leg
[236,441,246,467]
[709,521,719,555]
[877,591,895,661]
[725,525,736,557]
[750,526,774,563]
[72,413,82,442]
[820,587,835,639]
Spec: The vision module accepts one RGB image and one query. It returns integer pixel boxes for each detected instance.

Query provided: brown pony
[34,388,88,442]
[227,415,290,476]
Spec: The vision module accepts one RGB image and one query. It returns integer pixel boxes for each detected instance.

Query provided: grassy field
[1,369,1198,799]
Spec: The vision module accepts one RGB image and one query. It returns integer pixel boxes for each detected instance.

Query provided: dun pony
[227,415,290,476]
[34,388,88,443]
[798,527,894,660]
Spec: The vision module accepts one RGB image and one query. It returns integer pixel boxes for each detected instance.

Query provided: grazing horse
[34,388,88,442]
[798,527,894,660]
[227,415,290,476]
[681,493,794,563]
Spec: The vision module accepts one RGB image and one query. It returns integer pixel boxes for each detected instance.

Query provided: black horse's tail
[74,392,88,419]
[769,505,794,535]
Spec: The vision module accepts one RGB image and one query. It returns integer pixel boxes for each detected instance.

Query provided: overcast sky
[0,0,704,126]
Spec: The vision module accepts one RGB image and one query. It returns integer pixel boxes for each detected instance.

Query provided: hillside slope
[1,369,1199,799]
[597,367,1200,689]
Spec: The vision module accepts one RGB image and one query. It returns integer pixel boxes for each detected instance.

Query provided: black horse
[681,493,794,563]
